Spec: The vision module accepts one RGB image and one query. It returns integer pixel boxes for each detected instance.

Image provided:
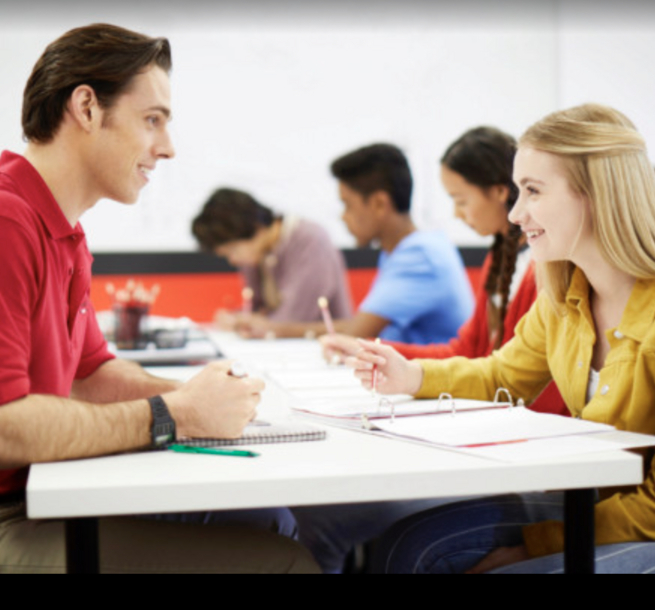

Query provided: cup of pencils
[107,280,160,350]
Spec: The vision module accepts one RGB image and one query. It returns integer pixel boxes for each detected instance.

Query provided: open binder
[292,388,514,428]
[293,388,615,450]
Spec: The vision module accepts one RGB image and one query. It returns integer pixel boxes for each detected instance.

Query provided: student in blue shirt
[358,231,473,344]
[235,143,473,343]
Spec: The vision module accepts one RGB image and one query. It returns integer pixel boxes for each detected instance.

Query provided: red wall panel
[91,267,483,323]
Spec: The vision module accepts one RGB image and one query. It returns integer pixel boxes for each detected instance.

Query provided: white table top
[27,376,645,520]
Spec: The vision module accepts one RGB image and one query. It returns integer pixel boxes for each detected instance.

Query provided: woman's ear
[492,184,511,206]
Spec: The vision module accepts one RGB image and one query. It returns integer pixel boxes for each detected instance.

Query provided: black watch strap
[148,395,176,450]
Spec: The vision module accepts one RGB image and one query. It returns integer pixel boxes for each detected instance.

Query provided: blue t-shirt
[359,231,474,345]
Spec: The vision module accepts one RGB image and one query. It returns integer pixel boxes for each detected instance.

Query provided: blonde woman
[348,104,655,573]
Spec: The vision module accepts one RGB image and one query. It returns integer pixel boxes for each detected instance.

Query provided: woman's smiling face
[509,146,593,264]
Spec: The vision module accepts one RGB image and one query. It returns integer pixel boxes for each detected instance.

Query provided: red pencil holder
[113,303,150,350]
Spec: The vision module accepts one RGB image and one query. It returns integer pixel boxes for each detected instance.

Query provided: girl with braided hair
[322,126,567,416]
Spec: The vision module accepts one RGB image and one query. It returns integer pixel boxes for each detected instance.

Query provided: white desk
[26,337,649,573]
[27,379,644,514]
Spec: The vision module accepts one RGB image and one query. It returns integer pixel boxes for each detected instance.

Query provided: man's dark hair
[22,23,172,143]
[192,188,277,251]
[330,143,413,213]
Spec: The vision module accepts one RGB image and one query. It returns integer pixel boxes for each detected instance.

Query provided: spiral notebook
[179,420,327,448]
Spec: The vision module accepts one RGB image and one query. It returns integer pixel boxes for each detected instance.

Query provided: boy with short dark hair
[237,143,473,344]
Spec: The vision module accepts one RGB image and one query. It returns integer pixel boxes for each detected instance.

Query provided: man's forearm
[0,361,265,470]
[71,358,182,404]
[0,394,152,469]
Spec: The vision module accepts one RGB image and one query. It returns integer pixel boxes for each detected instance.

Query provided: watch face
[153,423,175,446]
[149,396,176,448]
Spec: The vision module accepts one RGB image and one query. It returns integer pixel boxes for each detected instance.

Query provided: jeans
[292,497,475,573]
[147,507,299,539]
[371,492,655,574]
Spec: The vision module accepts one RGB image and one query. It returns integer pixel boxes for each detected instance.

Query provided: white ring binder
[493,388,514,409]
[338,389,520,431]
[438,393,457,417]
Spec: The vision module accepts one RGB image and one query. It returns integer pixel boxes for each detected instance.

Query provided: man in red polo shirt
[0,24,317,574]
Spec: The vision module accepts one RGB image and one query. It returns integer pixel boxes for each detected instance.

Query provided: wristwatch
[148,395,176,450]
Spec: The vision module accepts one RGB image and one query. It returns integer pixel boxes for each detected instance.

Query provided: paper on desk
[456,430,655,463]
[268,368,361,390]
[291,386,375,401]
[218,338,321,362]
[372,406,614,447]
[144,365,207,383]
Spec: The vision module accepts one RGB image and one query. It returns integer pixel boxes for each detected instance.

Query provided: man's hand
[164,361,265,440]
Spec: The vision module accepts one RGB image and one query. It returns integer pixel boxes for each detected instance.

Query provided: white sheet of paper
[372,406,614,447]
[455,431,655,463]
[268,368,360,390]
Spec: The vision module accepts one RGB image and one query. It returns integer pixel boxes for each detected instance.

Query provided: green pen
[168,444,260,458]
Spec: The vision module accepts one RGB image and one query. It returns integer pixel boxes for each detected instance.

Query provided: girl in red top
[322,127,566,415]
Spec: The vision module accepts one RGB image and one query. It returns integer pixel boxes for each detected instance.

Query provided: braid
[484,234,504,296]
[486,224,522,350]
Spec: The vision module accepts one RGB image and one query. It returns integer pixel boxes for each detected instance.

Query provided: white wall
[558,2,655,150]
[1,0,654,253]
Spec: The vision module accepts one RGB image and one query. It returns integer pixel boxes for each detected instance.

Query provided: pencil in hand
[318,296,336,335]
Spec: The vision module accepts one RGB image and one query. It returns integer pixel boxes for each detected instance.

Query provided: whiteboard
[1,0,654,253]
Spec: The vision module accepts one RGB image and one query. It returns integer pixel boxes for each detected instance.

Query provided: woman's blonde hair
[519,103,655,307]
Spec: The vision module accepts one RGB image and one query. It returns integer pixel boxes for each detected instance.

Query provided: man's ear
[369,190,395,216]
[66,85,102,134]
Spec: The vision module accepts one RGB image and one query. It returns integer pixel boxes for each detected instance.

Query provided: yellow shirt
[416,267,655,557]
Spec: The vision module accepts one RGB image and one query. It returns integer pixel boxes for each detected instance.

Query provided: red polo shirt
[0,151,115,496]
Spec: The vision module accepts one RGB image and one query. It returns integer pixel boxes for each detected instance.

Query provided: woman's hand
[319,333,361,364]
[345,339,424,396]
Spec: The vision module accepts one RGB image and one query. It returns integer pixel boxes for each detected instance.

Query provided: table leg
[564,488,595,574]
[65,518,100,574]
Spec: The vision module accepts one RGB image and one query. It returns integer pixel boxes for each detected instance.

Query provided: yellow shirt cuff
[414,359,446,399]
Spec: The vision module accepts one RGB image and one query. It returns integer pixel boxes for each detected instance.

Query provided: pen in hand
[318,296,336,335]
[372,338,382,398]
[229,362,249,378]
[227,361,268,427]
